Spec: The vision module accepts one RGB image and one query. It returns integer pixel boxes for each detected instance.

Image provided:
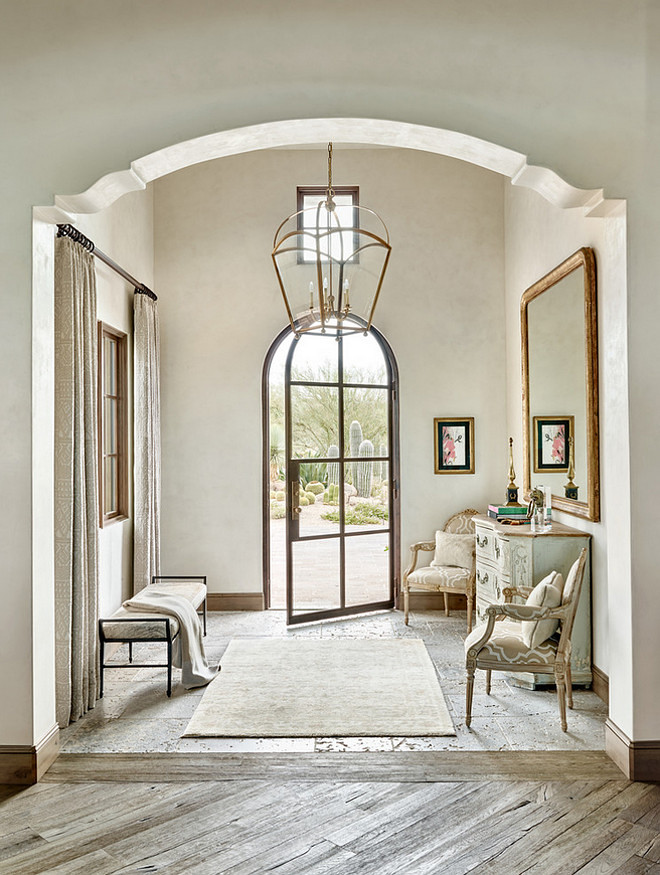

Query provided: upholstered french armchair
[402,508,479,631]
[464,547,588,732]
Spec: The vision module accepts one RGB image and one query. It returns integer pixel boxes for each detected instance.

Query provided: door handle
[291,481,301,521]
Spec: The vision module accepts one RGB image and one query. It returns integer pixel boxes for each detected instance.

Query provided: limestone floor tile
[496,713,606,751]
[427,720,511,751]
[175,737,316,753]
[314,737,395,752]
[119,685,205,720]
[448,690,562,720]
[61,717,191,753]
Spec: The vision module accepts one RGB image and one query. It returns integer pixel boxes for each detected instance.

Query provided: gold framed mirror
[521,247,599,521]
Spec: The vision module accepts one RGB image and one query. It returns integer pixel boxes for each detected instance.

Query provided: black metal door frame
[283,324,399,625]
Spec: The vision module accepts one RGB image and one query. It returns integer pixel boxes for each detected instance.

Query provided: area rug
[183,638,455,737]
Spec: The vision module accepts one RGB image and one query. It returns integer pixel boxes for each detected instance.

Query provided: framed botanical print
[434,417,475,474]
[533,416,574,473]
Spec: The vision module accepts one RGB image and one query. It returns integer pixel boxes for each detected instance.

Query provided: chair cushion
[561,554,583,606]
[431,531,474,569]
[408,565,470,591]
[465,619,558,668]
[521,571,564,649]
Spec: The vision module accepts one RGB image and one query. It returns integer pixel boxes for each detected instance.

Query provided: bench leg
[203,598,207,636]
[128,641,133,663]
[167,639,173,697]
[99,639,105,699]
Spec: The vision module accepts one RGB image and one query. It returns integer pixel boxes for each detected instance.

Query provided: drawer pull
[476,535,489,549]
[477,570,489,584]
[495,542,500,560]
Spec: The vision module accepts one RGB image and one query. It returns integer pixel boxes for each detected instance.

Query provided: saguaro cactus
[349,420,363,486]
[379,444,388,480]
[327,444,340,486]
[357,439,374,497]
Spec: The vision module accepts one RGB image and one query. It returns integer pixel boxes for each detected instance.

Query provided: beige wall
[153,148,506,591]
[504,185,628,695]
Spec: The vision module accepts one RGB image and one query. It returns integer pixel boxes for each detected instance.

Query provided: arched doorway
[264,319,400,624]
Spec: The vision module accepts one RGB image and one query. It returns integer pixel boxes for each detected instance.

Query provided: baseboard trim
[591,665,609,705]
[605,719,660,781]
[0,723,60,784]
[207,592,265,611]
[408,592,467,611]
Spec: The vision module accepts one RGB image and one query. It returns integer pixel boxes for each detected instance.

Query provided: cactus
[379,444,388,480]
[327,444,340,486]
[324,482,340,504]
[306,481,324,495]
[349,420,363,486]
[357,439,374,497]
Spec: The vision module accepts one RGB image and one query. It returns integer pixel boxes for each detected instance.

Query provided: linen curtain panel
[54,236,100,728]
[133,292,161,594]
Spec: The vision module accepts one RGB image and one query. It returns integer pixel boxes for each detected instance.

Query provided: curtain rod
[56,224,158,301]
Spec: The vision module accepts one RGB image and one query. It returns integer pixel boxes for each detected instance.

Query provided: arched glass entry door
[282,325,399,625]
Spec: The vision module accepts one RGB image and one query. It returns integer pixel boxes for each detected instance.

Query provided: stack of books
[488,504,529,523]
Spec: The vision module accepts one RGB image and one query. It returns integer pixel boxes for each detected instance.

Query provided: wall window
[98,323,128,525]
[297,186,359,264]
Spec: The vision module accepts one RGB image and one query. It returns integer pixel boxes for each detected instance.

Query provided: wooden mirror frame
[521,247,600,521]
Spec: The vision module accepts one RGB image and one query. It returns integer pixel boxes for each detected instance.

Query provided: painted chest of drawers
[472,514,592,687]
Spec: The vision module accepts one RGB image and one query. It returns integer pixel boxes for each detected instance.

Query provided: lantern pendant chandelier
[272,143,392,337]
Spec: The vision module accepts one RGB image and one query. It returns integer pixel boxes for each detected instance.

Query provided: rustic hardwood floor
[1,754,659,873]
[2,610,626,873]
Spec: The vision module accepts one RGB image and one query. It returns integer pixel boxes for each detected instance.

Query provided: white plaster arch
[36,118,622,222]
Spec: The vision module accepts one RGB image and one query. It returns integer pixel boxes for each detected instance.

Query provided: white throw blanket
[123,589,218,689]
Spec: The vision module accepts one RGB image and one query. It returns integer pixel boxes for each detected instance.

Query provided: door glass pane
[342,330,387,384]
[345,533,390,607]
[291,538,340,614]
[297,478,342,538]
[343,463,389,533]
[290,333,338,382]
[290,385,339,458]
[343,387,388,457]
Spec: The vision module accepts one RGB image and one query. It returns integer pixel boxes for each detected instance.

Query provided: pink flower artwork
[442,427,465,467]
[550,425,565,465]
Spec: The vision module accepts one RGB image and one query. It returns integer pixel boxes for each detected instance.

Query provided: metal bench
[98,575,207,697]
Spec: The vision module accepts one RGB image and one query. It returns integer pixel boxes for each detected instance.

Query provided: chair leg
[566,659,574,709]
[465,660,476,728]
[443,592,449,617]
[466,594,473,633]
[404,582,410,626]
[555,666,568,732]
[485,669,492,696]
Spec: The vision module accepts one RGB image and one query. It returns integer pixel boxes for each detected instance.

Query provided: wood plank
[576,824,660,873]
[43,750,624,784]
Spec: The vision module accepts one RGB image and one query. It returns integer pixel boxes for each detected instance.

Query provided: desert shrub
[321,502,389,525]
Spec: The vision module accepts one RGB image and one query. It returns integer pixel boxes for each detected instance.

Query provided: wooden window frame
[296,185,360,265]
[98,322,129,526]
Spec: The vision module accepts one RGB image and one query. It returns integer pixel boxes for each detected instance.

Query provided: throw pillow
[431,531,474,570]
[521,571,565,649]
